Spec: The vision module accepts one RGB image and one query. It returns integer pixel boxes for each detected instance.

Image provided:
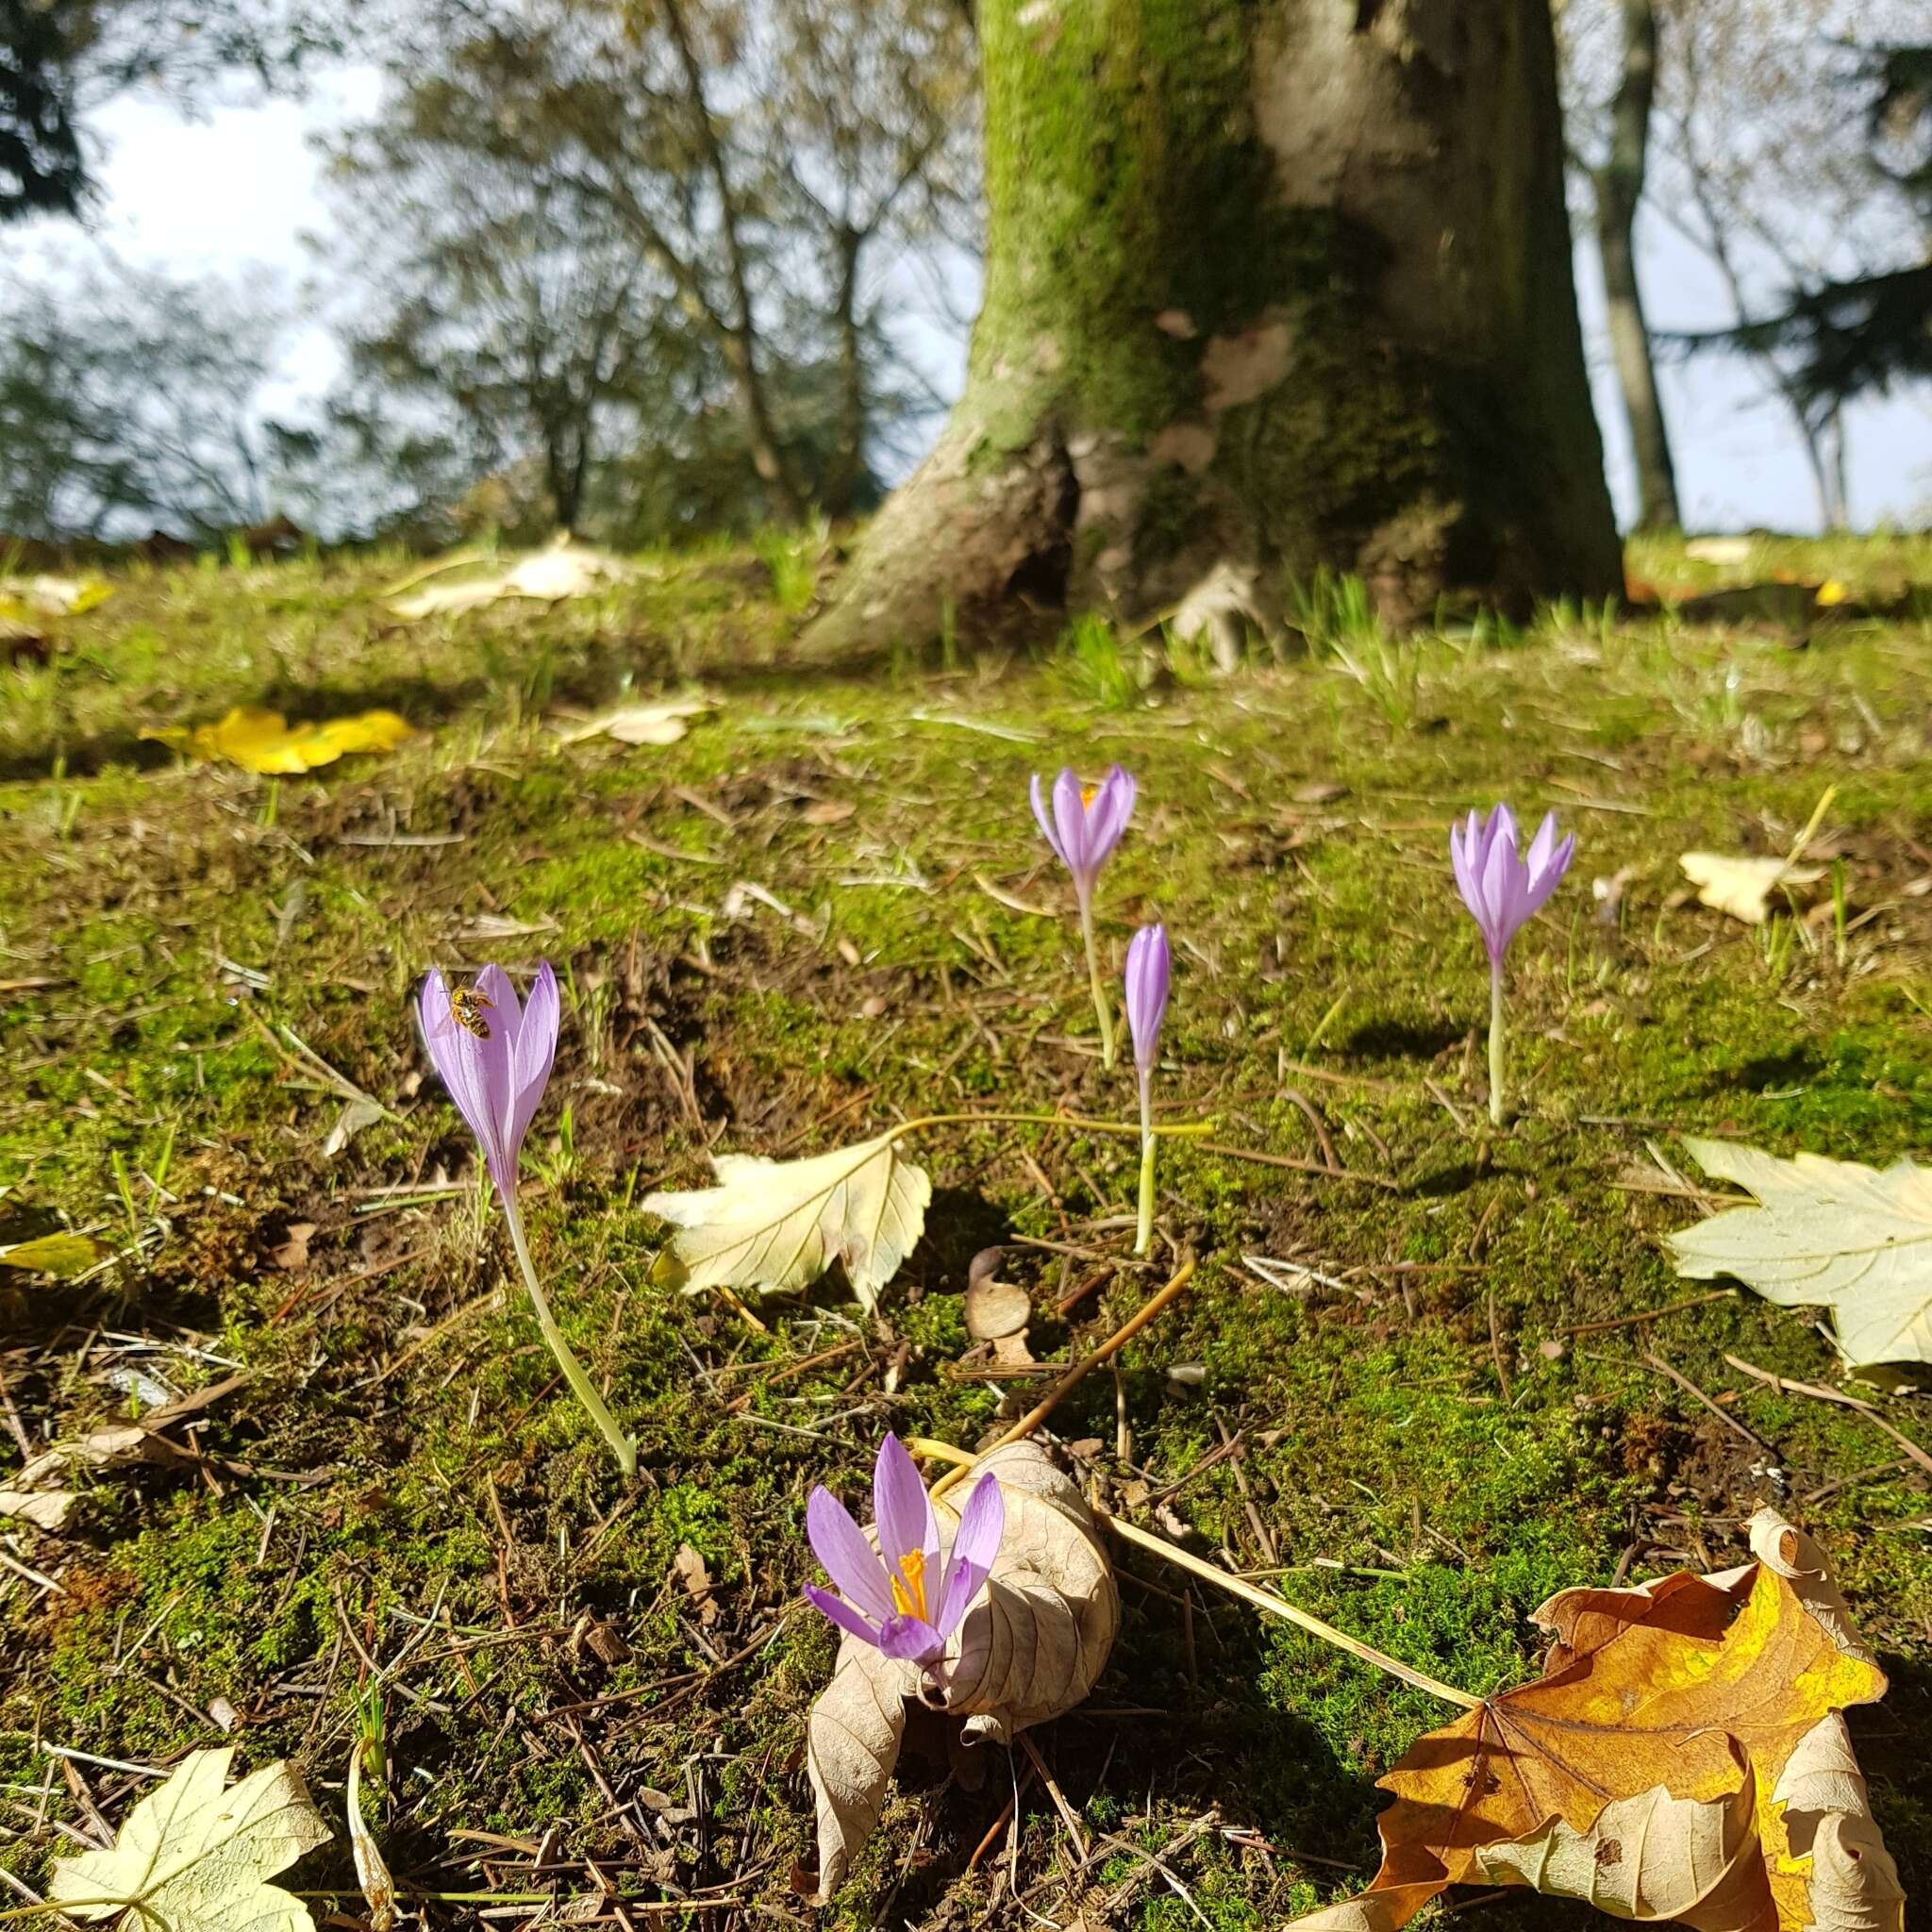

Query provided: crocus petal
[1488,802,1518,857]
[1081,765,1136,865]
[1449,816,1480,915]
[1524,827,1573,908]
[1050,769,1091,880]
[1029,773,1069,870]
[804,1583,882,1647]
[419,971,508,1175]
[1524,809,1559,878]
[873,1433,940,1620]
[1479,823,1520,959]
[508,961,560,1160]
[807,1487,898,1624]
[933,1471,1005,1639]
[1124,924,1170,1074]
[876,1613,943,1663]
[464,963,521,1174]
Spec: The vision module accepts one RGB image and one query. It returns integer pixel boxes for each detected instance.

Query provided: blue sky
[16,75,1932,535]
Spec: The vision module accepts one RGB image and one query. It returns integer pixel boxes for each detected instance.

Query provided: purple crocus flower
[1124,924,1170,1077]
[418,962,559,1190]
[1030,765,1137,1067]
[1449,805,1575,971]
[1448,806,1574,1126]
[805,1433,1005,1666]
[1124,924,1170,1256]
[416,959,636,1475]
[1030,765,1137,899]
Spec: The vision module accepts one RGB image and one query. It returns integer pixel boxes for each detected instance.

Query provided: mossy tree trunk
[802,0,1622,658]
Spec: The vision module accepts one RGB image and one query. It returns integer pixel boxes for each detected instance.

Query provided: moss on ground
[1,531,1930,1926]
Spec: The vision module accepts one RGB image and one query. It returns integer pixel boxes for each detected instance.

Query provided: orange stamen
[890,1548,929,1621]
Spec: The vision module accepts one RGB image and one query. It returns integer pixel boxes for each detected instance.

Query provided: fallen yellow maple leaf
[142,705,413,774]
[1290,1510,1901,1932]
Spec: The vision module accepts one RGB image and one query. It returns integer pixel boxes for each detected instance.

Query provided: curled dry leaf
[643,1131,930,1314]
[142,705,412,774]
[556,693,712,746]
[1668,1137,1932,1370]
[384,535,639,618]
[1679,851,1826,924]
[1289,1510,1900,1932]
[807,1442,1118,1896]
[51,1745,332,1932]
[964,1247,1029,1341]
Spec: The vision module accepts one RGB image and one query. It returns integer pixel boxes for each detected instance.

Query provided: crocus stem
[500,1191,637,1478]
[1488,963,1507,1128]
[1134,1070,1156,1257]
[1077,894,1116,1070]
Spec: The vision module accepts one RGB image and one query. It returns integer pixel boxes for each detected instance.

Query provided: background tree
[1690,39,1931,423]
[1557,0,1683,530]
[1635,0,1924,529]
[0,260,308,540]
[1,0,343,221]
[806,0,1621,658]
[352,0,975,529]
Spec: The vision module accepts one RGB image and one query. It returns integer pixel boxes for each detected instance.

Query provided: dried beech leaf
[384,537,637,617]
[807,1442,1119,1895]
[1290,1509,1897,1932]
[1679,852,1825,924]
[964,1252,1029,1341]
[1668,1138,1932,1370]
[643,1131,930,1314]
[557,695,711,746]
[50,1746,332,1931]
[0,1487,75,1531]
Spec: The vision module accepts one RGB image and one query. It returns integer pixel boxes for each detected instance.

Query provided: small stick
[1723,1354,1932,1482]
[1101,1513,1478,1710]
[1642,1353,1781,1461]
[1486,1291,1511,1401]
[1557,1291,1735,1339]
[1195,1142,1400,1191]
[929,1253,1198,1501]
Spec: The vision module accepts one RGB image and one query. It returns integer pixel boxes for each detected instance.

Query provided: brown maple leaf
[1291,1510,1903,1932]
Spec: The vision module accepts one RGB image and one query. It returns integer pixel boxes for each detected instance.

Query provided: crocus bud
[1124,923,1170,1075]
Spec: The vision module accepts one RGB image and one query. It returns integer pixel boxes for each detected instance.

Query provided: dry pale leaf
[1679,851,1826,924]
[0,1487,75,1531]
[323,1095,386,1159]
[345,1742,396,1932]
[0,1230,104,1276]
[1288,1510,1898,1932]
[384,536,638,618]
[1170,558,1270,672]
[269,1224,316,1272]
[1684,537,1755,567]
[0,574,113,624]
[142,705,412,774]
[673,1542,719,1626]
[963,1248,1029,1341]
[1668,1137,1932,1370]
[51,1746,332,1932]
[556,694,712,746]
[807,1442,1118,1896]
[643,1131,930,1315]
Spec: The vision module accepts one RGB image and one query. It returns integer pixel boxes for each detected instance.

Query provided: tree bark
[1591,0,1681,532]
[803,0,1621,659]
